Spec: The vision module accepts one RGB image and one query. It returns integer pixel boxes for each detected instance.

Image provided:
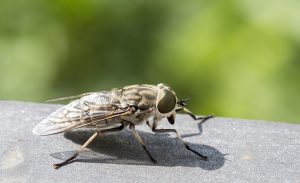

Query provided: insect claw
[202,156,208,161]
[151,158,157,164]
[53,163,61,169]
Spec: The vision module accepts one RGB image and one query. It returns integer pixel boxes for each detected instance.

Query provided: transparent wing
[45,92,94,102]
[33,92,132,136]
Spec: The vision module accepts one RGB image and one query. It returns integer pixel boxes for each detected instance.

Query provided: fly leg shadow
[180,108,214,138]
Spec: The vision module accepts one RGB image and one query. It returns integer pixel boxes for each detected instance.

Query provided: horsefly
[33,83,213,169]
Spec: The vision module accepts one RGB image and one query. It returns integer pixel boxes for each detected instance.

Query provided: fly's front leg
[53,124,125,169]
[146,120,152,129]
[146,119,158,130]
[151,127,208,160]
[183,108,213,121]
[128,123,157,163]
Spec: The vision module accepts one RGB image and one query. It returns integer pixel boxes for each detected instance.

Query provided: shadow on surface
[181,116,212,138]
[51,128,225,170]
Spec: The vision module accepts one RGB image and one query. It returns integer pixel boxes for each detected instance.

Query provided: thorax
[114,85,159,124]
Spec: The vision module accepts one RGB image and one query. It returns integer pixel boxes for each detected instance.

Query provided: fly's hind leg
[53,131,99,169]
[53,124,125,169]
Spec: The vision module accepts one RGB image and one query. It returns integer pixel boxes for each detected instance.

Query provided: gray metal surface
[0,101,299,183]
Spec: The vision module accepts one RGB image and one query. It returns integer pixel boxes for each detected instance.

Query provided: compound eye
[157,89,177,114]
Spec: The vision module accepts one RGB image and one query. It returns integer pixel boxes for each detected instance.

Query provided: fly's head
[156,83,188,125]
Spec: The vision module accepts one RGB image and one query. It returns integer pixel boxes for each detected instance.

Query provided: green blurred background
[1,0,299,123]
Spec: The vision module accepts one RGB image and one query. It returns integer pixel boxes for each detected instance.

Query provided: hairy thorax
[114,85,158,125]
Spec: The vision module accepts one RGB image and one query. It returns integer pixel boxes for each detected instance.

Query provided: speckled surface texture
[0,101,299,183]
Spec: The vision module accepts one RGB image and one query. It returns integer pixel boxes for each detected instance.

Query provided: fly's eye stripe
[157,89,176,114]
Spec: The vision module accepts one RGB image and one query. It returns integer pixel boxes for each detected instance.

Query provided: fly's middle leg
[128,123,157,163]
